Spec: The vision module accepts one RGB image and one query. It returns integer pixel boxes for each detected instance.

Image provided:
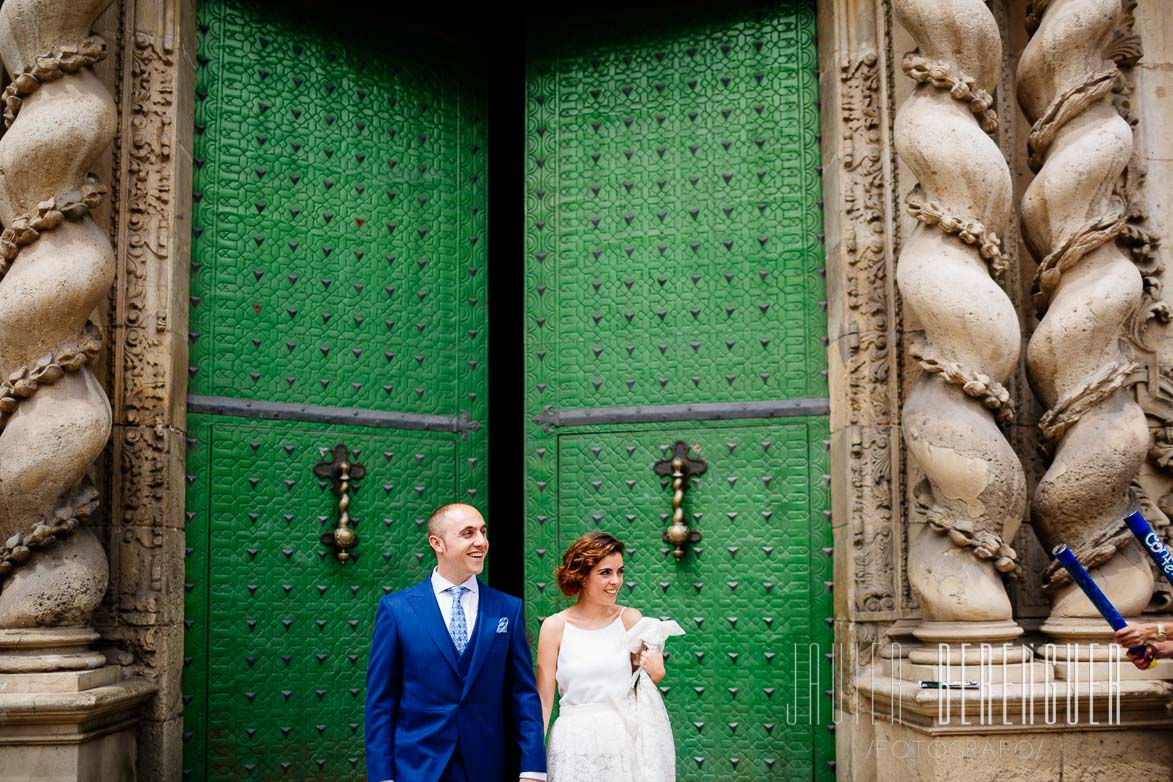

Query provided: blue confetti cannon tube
[1123,510,1173,590]
[1052,544,1154,665]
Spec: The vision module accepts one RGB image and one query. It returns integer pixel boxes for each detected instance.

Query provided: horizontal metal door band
[532,398,831,431]
[187,395,481,436]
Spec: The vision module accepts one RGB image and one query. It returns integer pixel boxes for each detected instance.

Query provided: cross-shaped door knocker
[654,441,707,560]
[314,444,366,562]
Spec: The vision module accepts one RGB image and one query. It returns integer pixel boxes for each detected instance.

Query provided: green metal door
[524,4,832,779]
[184,2,487,778]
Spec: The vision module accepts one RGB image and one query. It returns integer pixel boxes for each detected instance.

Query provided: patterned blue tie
[447,585,469,655]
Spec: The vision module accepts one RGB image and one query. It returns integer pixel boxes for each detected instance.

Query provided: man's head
[427,503,488,583]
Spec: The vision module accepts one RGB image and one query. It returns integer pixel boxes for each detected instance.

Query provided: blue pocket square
[496,617,509,634]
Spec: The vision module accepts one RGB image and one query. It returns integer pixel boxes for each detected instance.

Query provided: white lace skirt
[547,675,676,782]
[547,701,637,782]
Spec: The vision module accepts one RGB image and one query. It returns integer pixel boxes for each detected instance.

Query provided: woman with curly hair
[535,531,681,782]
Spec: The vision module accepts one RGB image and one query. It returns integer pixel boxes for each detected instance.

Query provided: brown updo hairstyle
[555,532,625,597]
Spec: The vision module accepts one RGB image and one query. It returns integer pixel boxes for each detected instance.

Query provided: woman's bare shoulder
[619,606,643,630]
[539,611,568,640]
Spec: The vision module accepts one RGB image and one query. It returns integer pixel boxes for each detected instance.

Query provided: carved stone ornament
[849,426,896,613]
[0,0,117,633]
[1,35,108,128]
[839,50,892,426]
[837,43,900,617]
[893,0,1026,637]
[1018,0,1155,628]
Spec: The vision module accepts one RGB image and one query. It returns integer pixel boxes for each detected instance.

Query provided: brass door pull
[654,441,706,560]
[314,444,366,562]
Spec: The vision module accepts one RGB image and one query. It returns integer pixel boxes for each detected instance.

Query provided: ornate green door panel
[184,416,459,779]
[186,2,487,779]
[189,0,486,417]
[552,421,830,779]
[525,4,831,780]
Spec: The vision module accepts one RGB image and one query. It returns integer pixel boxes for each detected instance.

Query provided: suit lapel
[407,580,460,677]
[461,581,497,698]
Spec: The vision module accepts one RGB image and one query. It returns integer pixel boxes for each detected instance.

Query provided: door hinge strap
[532,398,830,432]
[187,395,481,438]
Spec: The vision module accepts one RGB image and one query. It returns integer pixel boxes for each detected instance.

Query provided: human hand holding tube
[1052,545,1157,670]
[1115,511,1173,668]
[1114,622,1172,669]
[1113,622,1157,648]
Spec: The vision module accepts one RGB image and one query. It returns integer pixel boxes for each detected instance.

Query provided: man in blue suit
[365,502,547,782]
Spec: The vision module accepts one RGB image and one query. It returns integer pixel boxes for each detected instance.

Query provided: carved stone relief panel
[822,0,905,625]
[97,0,195,779]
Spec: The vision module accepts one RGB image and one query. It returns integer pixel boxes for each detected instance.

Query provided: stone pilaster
[823,1,1173,778]
[95,0,195,779]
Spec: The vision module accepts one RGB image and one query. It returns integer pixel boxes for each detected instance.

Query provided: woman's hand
[1114,622,1155,649]
[638,646,666,685]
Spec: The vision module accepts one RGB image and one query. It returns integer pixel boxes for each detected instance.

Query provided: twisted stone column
[894,0,1026,647]
[0,0,115,666]
[1018,0,1153,636]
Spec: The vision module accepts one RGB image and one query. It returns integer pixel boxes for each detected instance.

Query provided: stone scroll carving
[893,0,1026,638]
[1018,0,1155,628]
[0,0,116,630]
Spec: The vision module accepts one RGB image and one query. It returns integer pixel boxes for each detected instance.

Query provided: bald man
[364,503,546,782]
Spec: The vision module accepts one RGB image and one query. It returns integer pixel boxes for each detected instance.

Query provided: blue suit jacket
[364,578,547,782]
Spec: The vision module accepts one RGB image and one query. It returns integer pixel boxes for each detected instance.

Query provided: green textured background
[188,1,486,417]
[185,1,488,778]
[187,0,831,779]
[530,7,824,409]
[525,3,832,780]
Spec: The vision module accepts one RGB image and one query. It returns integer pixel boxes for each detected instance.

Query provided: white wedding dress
[546,610,681,782]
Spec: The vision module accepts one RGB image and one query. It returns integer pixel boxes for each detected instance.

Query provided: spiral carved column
[1018,0,1154,638]
[0,0,116,668]
[893,0,1026,650]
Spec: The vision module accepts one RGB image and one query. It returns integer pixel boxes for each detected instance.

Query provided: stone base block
[908,642,1031,666]
[0,628,106,674]
[0,666,120,694]
[871,720,1173,782]
[897,661,1054,685]
[1037,640,1165,662]
[0,728,137,782]
[0,668,154,782]
[1052,658,1173,683]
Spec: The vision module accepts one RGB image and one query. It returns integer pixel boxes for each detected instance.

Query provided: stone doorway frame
[97,0,900,777]
[92,0,1173,778]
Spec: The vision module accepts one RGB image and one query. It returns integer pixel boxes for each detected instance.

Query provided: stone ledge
[0,678,155,733]
[860,676,1173,733]
[0,666,119,694]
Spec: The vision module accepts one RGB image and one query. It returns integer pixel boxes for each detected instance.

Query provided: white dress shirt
[431,568,479,636]
[378,571,545,782]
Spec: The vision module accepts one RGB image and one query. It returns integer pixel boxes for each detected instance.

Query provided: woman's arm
[535,614,563,736]
[621,607,668,685]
